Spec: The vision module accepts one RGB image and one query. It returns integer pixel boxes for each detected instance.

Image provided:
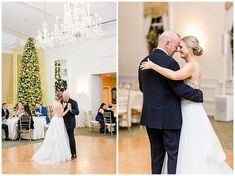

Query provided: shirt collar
[156,47,169,56]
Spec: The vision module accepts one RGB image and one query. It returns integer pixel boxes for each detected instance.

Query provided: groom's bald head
[157,31,180,57]
[63,91,70,102]
[158,31,180,43]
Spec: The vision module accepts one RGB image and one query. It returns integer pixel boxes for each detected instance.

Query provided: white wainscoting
[119,76,233,116]
[200,78,218,116]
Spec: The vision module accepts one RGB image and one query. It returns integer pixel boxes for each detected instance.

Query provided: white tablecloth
[5,117,20,140]
[32,116,47,140]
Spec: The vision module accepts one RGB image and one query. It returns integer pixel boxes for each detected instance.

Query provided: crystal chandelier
[36,2,102,48]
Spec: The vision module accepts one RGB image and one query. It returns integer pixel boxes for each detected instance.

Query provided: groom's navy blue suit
[138,49,203,174]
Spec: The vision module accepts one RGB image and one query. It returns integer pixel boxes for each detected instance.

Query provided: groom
[62,91,79,160]
[138,31,203,174]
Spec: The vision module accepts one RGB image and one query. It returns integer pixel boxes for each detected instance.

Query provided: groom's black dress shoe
[71,154,77,160]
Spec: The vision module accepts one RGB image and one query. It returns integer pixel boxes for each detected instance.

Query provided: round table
[5,117,20,140]
[32,116,47,140]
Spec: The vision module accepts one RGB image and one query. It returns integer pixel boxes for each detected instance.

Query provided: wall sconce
[185,25,206,50]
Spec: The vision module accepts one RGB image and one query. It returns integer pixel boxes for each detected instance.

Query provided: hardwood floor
[118,135,233,174]
[2,136,116,174]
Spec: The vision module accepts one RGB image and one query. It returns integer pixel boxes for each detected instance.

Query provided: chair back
[86,111,93,127]
[104,111,112,124]
[118,84,131,114]
[20,114,31,131]
[88,110,93,120]
[19,114,32,142]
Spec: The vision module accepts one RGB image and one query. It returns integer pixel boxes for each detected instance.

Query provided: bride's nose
[176,47,181,52]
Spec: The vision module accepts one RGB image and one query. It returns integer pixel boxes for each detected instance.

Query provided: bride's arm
[140,59,194,80]
[59,104,69,117]
[62,108,69,117]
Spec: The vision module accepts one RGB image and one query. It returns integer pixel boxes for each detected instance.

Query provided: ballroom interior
[2,2,116,174]
[118,2,233,173]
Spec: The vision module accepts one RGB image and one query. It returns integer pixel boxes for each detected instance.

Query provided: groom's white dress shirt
[156,47,169,56]
[63,102,68,108]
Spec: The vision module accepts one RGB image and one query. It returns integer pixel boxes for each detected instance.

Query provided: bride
[140,35,233,174]
[32,91,71,164]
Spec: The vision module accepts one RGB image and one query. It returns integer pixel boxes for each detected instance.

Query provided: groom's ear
[166,41,170,48]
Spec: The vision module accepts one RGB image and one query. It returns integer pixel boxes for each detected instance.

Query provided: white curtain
[76,111,85,128]
[143,15,169,56]
[162,15,169,31]
[224,7,233,81]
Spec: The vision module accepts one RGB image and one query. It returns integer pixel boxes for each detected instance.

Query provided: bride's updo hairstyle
[182,36,203,56]
[55,91,62,101]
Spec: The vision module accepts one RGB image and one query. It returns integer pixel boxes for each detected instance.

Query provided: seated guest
[2,103,9,120]
[24,105,34,129]
[2,103,9,140]
[95,103,106,133]
[16,103,31,133]
[35,103,50,124]
[105,103,116,123]
[15,102,26,117]
[104,103,116,133]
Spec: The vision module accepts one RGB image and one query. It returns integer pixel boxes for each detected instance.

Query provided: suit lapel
[63,102,67,110]
[67,98,72,112]
[61,99,71,111]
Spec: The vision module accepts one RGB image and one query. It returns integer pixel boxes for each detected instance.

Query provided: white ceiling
[2,2,116,51]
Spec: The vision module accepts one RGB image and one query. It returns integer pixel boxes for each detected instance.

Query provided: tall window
[146,17,164,53]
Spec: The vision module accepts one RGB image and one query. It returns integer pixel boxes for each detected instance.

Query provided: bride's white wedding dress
[32,101,71,164]
[162,65,233,174]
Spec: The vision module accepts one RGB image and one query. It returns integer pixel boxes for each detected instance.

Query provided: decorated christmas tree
[17,37,42,114]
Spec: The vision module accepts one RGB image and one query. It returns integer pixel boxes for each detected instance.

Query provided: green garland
[55,60,67,92]
[146,30,158,53]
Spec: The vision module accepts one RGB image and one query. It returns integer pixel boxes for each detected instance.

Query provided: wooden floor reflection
[118,135,233,174]
[3,136,116,174]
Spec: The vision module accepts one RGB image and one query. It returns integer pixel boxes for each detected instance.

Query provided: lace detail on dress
[182,63,200,104]
[184,63,200,89]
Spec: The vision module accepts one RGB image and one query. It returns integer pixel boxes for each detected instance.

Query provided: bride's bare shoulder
[185,62,194,68]
[53,101,62,108]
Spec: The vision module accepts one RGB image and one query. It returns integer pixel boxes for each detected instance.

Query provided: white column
[90,74,102,115]
[168,2,174,30]
[13,52,18,104]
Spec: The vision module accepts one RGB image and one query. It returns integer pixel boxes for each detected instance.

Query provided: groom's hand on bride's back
[168,61,204,103]
[195,89,203,102]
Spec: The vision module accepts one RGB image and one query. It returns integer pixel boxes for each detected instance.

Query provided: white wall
[43,35,116,117]
[170,2,225,80]
[119,2,233,115]
[91,75,102,116]
[169,2,233,115]
[2,27,116,121]
[119,2,145,77]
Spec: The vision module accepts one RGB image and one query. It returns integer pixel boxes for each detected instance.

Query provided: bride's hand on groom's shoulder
[140,58,153,70]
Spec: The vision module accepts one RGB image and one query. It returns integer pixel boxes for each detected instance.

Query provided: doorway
[90,73,116,114]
